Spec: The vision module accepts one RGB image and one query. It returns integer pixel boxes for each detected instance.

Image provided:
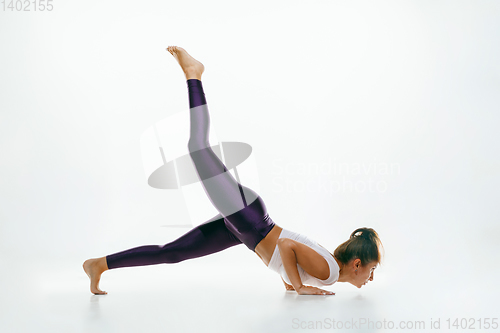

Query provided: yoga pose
[83,46,384,296]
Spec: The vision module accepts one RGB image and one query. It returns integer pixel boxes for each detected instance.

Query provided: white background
[1,0,499,332]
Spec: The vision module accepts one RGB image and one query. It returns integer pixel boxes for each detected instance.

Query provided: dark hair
[333,227,384,267]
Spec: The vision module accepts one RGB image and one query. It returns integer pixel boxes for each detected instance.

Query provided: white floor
[1,1,499,332]
[2,240,498,333]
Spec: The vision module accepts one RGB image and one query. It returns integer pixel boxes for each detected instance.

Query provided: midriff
[254,224,283,266]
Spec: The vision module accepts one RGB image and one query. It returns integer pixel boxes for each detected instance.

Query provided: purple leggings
[105,79,275,269]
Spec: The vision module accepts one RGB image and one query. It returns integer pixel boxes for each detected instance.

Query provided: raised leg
[167,46,274,251]
[187,79,258,217]
[167,46,253,215]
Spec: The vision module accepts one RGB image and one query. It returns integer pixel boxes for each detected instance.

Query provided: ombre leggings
[105,79,275,270]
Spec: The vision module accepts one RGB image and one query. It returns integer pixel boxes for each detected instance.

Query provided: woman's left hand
[297,285,335,296]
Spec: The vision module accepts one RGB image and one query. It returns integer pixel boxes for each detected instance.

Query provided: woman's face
[353,260,378,288]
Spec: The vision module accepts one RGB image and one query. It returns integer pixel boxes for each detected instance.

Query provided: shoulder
[278,238,331,281]
[296,239,340,284]
[316,249,340,284]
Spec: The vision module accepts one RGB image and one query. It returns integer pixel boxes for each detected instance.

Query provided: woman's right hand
[296,285,335,295]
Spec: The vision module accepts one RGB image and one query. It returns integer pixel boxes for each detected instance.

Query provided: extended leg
[187,79,276,250]
[167,46,274,251]
[187,79,259,217]
[83,214,242,294]
[166,46,257,217]
[105,214,242,269]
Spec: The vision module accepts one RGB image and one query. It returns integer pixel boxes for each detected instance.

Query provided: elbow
[277,238,295,251]
[277,238,289,248]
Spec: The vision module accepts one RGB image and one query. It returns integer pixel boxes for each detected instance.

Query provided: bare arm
[277,238,335,295]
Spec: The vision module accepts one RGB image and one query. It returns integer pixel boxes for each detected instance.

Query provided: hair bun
[351,228,372,239]
[335,227,384,266]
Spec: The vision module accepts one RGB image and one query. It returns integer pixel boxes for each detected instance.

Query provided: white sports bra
[268,228,340,287]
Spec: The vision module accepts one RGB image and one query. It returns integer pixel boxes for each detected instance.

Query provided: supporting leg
[105,214,242,269]
[83,214,242,294]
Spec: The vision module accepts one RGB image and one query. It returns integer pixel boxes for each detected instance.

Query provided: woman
[83,46,384,296]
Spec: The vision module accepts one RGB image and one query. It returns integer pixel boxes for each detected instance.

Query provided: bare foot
[83,258,108,295]
[166,46,205,80]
